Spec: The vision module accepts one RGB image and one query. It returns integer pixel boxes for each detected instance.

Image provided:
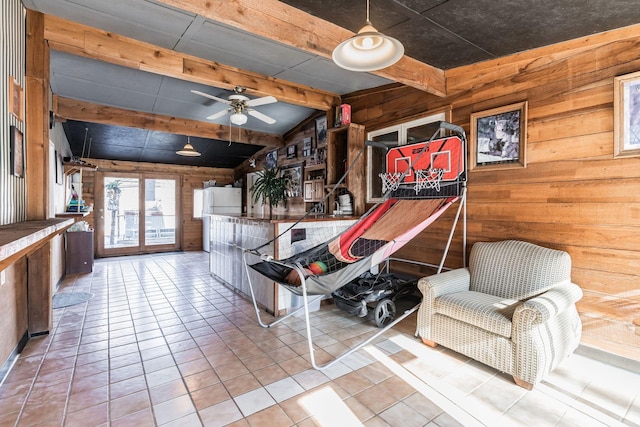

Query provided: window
[193,188,204,219]
[366,112,446,202]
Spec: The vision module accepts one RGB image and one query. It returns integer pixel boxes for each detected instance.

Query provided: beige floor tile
[110,407,155,427]
[110,389,151,420]
[109,375,148,400]
[379,401,427,427]
[245,404,294,427]
[184,368,221,392]
[152,394,195,425]
[215,360,249,382]
[223,373,262,397]
[176,357,211,377]
[199,399,243,427]
[67,384,109,413]
[190,383,231,410]
[252,363,289,386]
[148,379,189,405]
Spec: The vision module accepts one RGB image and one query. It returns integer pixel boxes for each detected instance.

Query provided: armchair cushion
[436,291,518,338]
[469,240,572,300]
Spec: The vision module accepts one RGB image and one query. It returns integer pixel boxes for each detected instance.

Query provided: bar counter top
[204,213,358,223]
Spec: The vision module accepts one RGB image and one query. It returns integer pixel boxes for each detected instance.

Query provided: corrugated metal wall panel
[1,0,26,225]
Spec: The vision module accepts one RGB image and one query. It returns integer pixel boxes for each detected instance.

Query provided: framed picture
[265,149,278,169]
[8,77,23,122]
[302,137,313,157]
[470,101,527,171]
[10,126,24,178]
[281,163,302,197]
[315,115,327,145]
[286,144,297,159]
[614,71,640,158]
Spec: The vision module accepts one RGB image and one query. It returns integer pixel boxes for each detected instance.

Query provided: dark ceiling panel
[385,17,492,69]
[63,120,264,168]
[425,0,640,59]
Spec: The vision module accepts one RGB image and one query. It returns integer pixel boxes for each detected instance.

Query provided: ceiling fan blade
[191,90,231,104]
[245,95,277,107]
[247,109,276,124]
[207,108,231,120]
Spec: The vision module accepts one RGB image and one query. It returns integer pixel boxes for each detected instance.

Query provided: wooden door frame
[95,171,182,257]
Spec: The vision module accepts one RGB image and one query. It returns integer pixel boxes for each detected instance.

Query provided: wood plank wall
[235,115,322,216]
[81,159,234,252]
[1,0,26,225]
[344,25,640,361]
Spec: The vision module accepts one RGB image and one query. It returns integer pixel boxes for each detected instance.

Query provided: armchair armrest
[418,268,471,300]
[417,268,471,342]
[514,281,583,325]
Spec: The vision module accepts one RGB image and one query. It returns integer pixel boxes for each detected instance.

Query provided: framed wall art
[10,126,25,178]
[286,144,297,159]
[281,163,302,197]
[614,70,640,158]
[265,149,278,169]
[302,137,313,157]
[315,115,327,145]
[470,101,527,171]
[9,76,24,122]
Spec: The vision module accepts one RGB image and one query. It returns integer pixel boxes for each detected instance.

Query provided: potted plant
[250,167,291,219]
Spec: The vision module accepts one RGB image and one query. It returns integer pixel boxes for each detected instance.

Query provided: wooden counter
[0,218,74,271]
[0,218,74,335]
[206,214,357,316]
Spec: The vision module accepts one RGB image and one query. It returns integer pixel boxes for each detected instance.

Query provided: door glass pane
[145,178,176,245]
[104,177,139,249]
[367,130,399,201]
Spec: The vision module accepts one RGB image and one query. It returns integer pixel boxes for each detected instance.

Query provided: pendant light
[332,0,404,72]
[176,136,201,157]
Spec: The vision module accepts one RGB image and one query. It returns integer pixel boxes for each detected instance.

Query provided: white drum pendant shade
[332,23,404,72]
[332,1,404,72]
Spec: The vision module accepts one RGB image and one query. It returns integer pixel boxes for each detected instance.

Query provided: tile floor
[0,251,639,427]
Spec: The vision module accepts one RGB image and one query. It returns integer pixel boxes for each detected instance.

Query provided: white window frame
[366,112,446,203]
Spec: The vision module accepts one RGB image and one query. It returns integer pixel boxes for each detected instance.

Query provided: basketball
[308,261,327,275]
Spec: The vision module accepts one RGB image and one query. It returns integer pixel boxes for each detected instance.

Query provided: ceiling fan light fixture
[230,111,248,126]
[176,136,201,157]
[332,1,404,72]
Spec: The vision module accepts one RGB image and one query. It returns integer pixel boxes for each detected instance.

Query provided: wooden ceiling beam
[54,96,283,148]
[43,15,340,111]
[157,0,447,97]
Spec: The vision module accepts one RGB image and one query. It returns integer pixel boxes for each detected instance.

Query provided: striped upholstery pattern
[469,240,572,299]
[417,240,583,388]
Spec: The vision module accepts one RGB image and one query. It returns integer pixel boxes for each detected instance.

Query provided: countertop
[204,212,358,223]
[0,218,75,269]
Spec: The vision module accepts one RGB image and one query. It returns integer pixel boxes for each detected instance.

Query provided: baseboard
[576,344,640,374]
[0,331,29,387]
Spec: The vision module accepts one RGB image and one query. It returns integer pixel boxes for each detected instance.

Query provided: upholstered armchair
[417,240,583,389]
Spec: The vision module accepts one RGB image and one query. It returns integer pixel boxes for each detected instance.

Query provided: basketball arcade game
[243,121,467,370]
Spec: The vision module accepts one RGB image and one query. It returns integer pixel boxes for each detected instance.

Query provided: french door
[95,172,180,257]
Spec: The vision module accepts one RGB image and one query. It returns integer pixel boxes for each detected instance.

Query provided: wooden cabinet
[303,179,324,202]
[327,123,365,215]
[65,230,94,274]
[303,162,326,205]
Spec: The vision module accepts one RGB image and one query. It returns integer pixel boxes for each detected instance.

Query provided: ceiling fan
[191,86,277,126]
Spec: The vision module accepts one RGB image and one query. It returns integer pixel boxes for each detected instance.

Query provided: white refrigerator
[202,187,242,252]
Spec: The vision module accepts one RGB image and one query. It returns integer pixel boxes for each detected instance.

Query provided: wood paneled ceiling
[22,0,640,168]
